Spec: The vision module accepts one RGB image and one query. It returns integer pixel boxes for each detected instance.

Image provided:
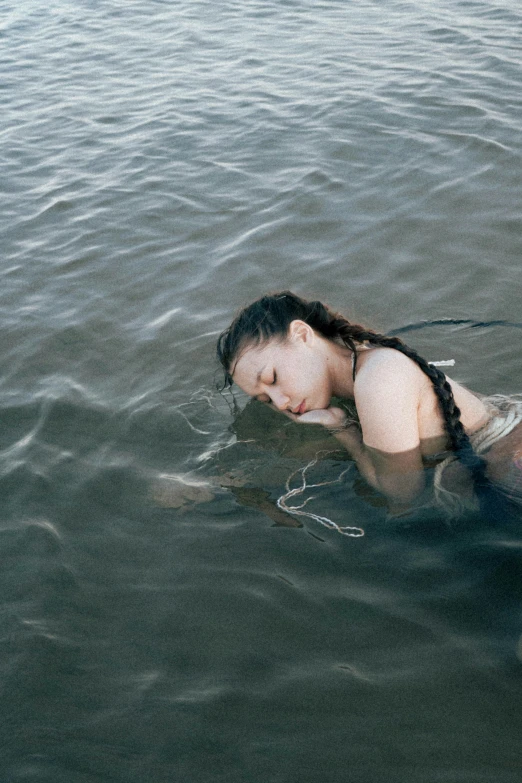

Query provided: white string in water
[277,456,364,537]
[172,386,230,436]
[429,359,455,367]
[173,407,212,435]
[196,437,255,464]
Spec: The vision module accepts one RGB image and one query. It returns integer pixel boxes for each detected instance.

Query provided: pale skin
[232,319,491,506]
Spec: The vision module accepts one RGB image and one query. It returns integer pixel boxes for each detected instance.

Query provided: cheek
[297,358,328,399]
[307,357,327,386]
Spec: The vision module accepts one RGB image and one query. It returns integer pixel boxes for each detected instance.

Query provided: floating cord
[277,456,365,537]
[390,318,522,335]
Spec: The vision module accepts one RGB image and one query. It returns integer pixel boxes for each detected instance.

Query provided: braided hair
[217,291,491,507]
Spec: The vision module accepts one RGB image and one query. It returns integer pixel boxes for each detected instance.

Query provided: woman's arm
[331,423,425,504]
[291,350,427,504]
[285,405,425,504]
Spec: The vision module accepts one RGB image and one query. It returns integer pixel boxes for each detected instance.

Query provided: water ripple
[1,0,522,778]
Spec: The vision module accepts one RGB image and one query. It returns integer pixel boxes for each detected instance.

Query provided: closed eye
[254,371,276,402]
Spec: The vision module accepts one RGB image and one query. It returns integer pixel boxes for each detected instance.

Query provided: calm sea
[2,0,522,780]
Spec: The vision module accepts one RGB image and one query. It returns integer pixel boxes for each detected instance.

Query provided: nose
[269,388,290,411]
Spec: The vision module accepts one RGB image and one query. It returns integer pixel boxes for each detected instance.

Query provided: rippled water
[2,0,522,780]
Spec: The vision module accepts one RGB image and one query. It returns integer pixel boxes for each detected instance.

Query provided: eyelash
[255,372,276,401]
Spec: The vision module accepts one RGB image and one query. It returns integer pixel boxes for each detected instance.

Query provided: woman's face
[231,322,335,414]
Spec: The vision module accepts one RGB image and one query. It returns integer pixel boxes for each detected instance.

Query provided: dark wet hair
[217,291,493,510]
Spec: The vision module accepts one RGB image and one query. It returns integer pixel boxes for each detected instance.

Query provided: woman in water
[217,291,522,518]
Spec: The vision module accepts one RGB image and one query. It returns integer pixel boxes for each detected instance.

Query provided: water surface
[1,0,522,780]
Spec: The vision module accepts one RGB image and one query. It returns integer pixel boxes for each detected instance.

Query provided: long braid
[217,292,492,509]
[331,316,469,451]
[308,306,490,500]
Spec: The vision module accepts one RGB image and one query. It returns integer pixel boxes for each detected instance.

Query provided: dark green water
[1,0,522,780]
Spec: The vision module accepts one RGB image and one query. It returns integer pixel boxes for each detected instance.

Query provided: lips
[296,400,306,415]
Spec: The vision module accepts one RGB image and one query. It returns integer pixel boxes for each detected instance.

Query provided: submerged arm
[331,423,425,504]
[283,406,425,504]
[290,351,427,505]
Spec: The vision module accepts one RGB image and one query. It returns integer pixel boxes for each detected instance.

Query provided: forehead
[232,341,286,395]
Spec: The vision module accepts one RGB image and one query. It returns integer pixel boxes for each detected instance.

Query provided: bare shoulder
[353,347,424,452]
[354,346,423,394]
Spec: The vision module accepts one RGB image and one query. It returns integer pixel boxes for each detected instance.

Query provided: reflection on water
[1,0,522,779]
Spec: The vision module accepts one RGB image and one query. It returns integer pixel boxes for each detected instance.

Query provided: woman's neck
[323,338,357,399]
